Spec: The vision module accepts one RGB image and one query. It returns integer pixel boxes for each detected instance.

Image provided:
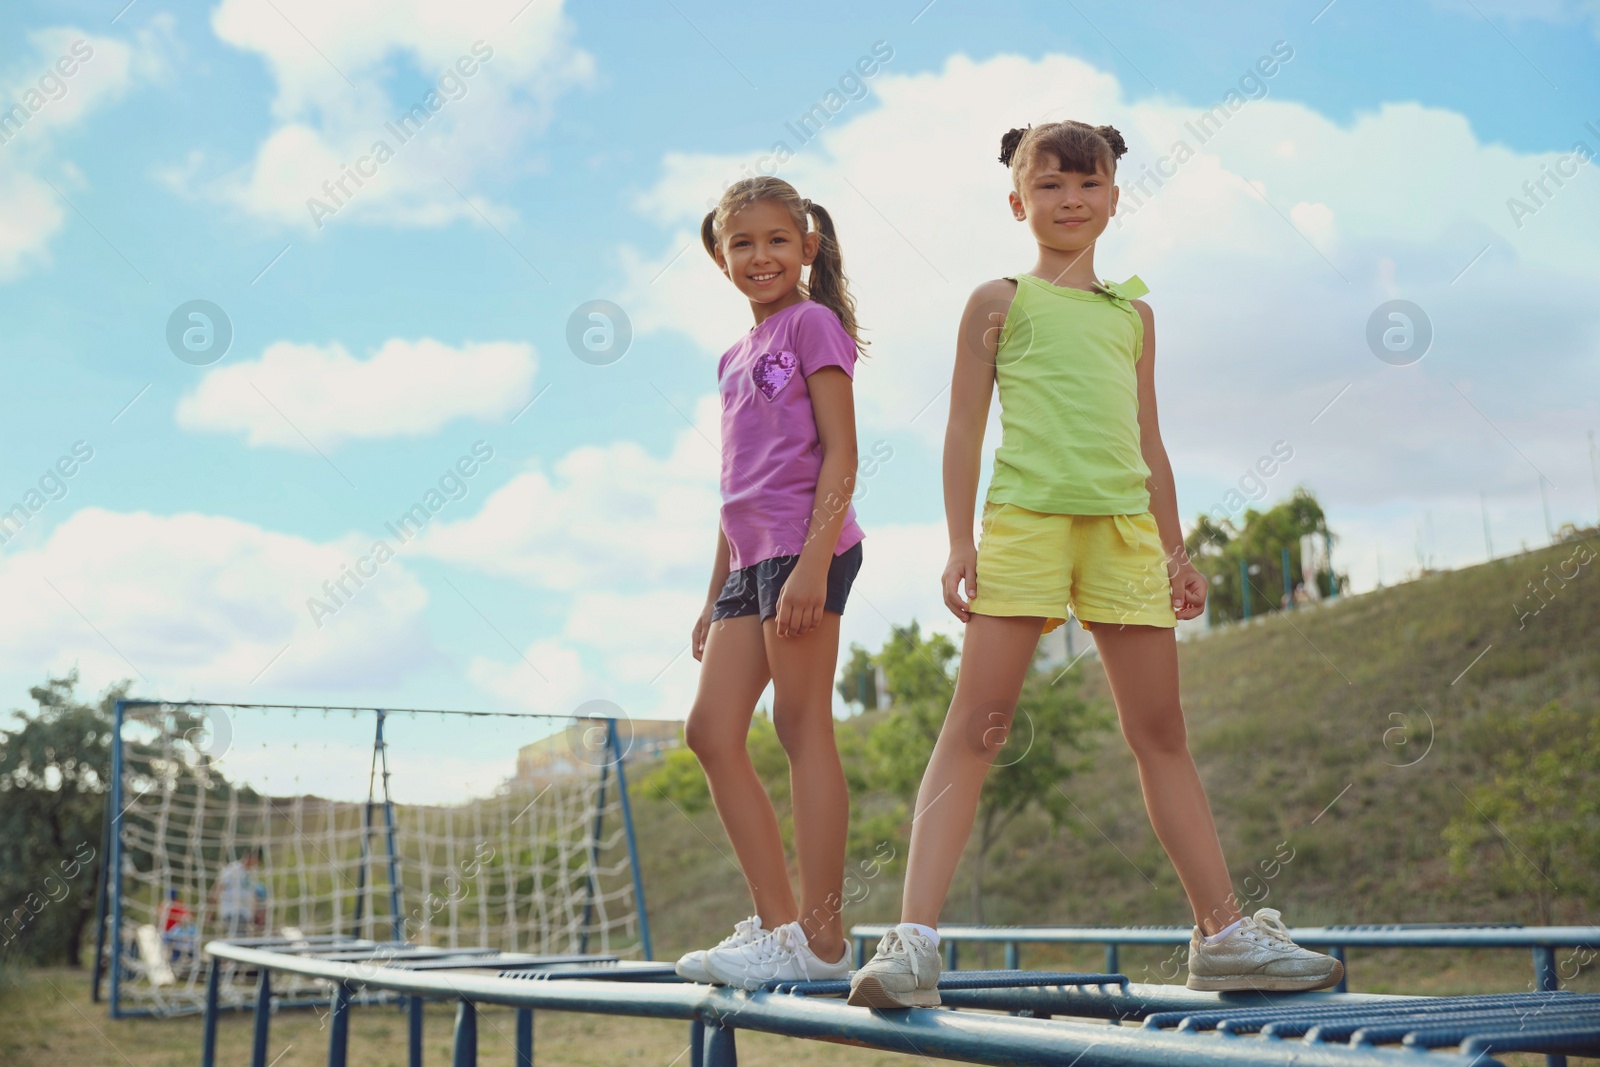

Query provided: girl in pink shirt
[674,177,866,989]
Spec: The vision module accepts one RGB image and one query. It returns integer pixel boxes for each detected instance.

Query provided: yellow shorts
[968,501,1179,634]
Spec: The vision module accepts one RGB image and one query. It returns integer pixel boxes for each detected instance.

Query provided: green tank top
[985,272,1152,515]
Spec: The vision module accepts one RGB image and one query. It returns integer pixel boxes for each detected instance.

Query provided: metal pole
[1238,560,1250,620]
[377,710,404,944]
[1329,945,1347,993]
[252,967,272,1067]
[609,719,653,960]
[1105,943,1119,975]
[516,1007,534,1067]
[1325,530,1336,598]
[704,1023,738,1067]
[453,999,478,1067]
[689,1019,705,1067]
[408,996,424,1067]
[1004,941,1020,970]
[201,958,221,1067]
[853,936,867,969]
[108,698,126,1018]
[579,734,611,956]
[945,939,959,972]
[328,981,352,1067]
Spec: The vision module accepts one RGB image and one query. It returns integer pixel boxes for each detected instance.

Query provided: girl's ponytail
[700,210,718,258]
[801,200,866,357]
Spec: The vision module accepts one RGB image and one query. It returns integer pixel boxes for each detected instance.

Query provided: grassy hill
[629,531,1600,989]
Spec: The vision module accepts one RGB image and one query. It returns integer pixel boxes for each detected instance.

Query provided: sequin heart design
[751,350,797,400]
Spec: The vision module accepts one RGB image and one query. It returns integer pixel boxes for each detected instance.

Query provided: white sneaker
[675,914,764,983]
[701,921,850,991]
[846,923,941,1008]
[1186,908,1343,992]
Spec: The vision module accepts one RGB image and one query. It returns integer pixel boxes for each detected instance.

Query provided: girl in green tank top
[849,121,1343,1009]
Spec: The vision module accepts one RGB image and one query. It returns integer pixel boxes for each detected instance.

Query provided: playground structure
[200,930,1600,1067]
[90,700,650,1018]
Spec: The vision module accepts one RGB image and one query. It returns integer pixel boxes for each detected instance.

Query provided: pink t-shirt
[717,300,866,571]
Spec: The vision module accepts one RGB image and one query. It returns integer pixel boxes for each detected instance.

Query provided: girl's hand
[775,560,827,637]
[943,543,978,622]
[1170,561,1207,621]
[692,600,714,661]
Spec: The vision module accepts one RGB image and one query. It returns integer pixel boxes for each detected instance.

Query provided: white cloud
[416,393,722,589]
[175,337,536,449]
[200,0,594,229]
[0,23,166,280]
[618,51,1600,577]
[0,508,436,699]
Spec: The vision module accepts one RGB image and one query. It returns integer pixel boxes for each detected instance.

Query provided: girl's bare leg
[763,612,848,963]
[901,613,1045,927]
[1090,622,1241,934]
[683,615,797,929]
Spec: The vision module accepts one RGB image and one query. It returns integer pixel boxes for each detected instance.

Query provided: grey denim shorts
[711,541,864,622]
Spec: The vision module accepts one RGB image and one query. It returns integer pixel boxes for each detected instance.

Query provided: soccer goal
[90,699,658,1018]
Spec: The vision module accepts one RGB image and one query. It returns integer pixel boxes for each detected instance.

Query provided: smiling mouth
[748,271,782,284]
[1058,218,1090,225]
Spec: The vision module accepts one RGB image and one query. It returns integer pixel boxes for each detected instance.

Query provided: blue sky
[1,0,1597,794]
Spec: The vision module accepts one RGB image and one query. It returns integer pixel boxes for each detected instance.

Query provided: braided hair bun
[1093,124,1128,158]
[998,120,1129,185]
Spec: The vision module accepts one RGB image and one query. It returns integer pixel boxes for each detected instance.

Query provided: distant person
[674,177,868,990]
[160,887,197,964]
[850,121,1342,1008]
[211,847,266,939]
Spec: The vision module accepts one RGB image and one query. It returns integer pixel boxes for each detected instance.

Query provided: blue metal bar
[1282,546,1293,609]
[202,941,1529,1067]
[1534,945,1560,991]
[1105,943,1118,975]
[609,718,654,960]
[853,936,867,969]
[1329,944,1347,992]
[944,938,958,971]
[201,958,221,1067]
[408,996,423,1067]
[578,740,611,956]
[1240,559,1251,620]
[327,982,351,1067]
[107,698,126,1019]
[704,1023,737,1067]
[453,999,478,1067]
[689,1019,704,1067]
[377,710,405,944]
[252,967,272,1067]
[1004,941,1019,970]
[516,1006,533,1066]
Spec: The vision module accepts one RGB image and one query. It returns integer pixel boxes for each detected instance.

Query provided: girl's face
[1009,154,1118,252]
[714,198,819,305]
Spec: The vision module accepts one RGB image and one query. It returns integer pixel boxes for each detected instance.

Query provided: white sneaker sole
[1186,960,1344,993]
[846,975,941,1009]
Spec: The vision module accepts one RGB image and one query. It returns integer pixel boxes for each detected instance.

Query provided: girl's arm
[943,281,1012,621]
[776,366,859,637]
[1131,299,1206,620]
[692,525,733,661]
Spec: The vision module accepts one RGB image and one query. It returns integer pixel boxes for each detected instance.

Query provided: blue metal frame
[376,710,404,944]
[197,937,1586,1067]
[609,718,653,960]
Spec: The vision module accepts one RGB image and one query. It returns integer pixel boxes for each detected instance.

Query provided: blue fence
[199,935,1600,1066]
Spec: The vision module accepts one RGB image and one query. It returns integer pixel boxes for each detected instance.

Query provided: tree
[863,622,1108,927]
[1444,701,1600,924]
[0,673,128,967]
[1185,487,1344,623]
[835,644,879,712]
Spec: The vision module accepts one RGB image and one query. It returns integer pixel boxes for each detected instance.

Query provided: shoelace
[1251,908,1295,945]
[717,915,762,950]
[879,925,930,984]
[741,924,801,966]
